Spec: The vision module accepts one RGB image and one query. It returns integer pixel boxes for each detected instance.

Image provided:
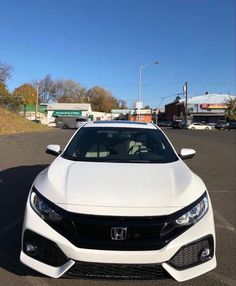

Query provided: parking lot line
[214,209,235,234]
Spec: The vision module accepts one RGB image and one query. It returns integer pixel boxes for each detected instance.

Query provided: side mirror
[179,148,196,160]
[46,144,61,156]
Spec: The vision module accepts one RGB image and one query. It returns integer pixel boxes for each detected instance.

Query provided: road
[0,128,235,286]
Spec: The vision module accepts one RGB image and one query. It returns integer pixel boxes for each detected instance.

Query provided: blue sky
[1,0,235,107]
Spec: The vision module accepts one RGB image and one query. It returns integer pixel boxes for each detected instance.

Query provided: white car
[188,123,212,130]
[20,121,216,281]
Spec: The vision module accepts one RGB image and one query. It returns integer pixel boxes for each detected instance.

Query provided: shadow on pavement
[0,165,48,276]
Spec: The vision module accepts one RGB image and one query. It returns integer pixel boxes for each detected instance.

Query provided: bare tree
[0,62,13,83]
[35,76,122,112]
[55,79,87,103]
[38,75,57,103]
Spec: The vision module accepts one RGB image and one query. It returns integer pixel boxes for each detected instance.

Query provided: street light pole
[183,82,188,124]
[137,61,159,121]
[35,82,39,121]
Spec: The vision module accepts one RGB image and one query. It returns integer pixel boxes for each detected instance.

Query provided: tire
[62,124,69,129]
[206,127,209,130]
[191,127,195,130]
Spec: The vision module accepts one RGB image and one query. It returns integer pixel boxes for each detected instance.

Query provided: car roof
[84,120,157,129]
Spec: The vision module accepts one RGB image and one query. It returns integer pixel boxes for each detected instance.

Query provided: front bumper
[20,198,216,281]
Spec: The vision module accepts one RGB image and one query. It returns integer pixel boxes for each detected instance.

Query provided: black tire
[206,127,209,130]
[191,127,195,130]
[62,124,69,129]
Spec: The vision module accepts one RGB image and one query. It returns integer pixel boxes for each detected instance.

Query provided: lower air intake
[64,261,170,280]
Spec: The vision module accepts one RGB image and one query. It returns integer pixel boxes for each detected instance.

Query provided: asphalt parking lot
[0,128,235,286]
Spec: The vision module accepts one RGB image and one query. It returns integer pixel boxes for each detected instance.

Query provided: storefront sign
[200,104,227,109]
[52,110,82,116]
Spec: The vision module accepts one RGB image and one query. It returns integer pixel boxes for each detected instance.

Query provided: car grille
[33,188,207,251]
[169,235,214,269]
[64,261,169,280]
[50,213,189,251]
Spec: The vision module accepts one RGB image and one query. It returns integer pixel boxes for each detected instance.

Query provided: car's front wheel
[191,127,195,130]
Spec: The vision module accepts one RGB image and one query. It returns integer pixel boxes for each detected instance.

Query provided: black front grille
[33,188,207,251]
[169,235,214,269]
[64,261,169,280]
[50,214,189,251]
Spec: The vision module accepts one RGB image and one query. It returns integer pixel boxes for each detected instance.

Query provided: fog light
[25,243,38,256]
[200,248,211,261]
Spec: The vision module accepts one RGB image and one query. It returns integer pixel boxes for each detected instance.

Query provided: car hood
[34,156,206,216]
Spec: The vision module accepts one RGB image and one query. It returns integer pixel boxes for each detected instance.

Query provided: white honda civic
[20,121,216,281]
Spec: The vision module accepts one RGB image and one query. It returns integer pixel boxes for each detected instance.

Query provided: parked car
[188,123,212,130]
[55,116,78,129]
[227,121,236,130]
[20,121,216,281]
[215,122,229,130]
[158,121,173,127]
[55,116,88,129]
[172,120,187,129]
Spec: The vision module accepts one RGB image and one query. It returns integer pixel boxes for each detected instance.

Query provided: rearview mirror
[46,144,61,156]
[179,148,196,160]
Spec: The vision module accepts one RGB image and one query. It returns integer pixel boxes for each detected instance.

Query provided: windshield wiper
[62,156,150,163]
[62,154,78,161]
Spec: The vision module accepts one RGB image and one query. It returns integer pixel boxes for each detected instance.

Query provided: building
[111,109,152,123]
[165,93,236,124]
[165,101,185,122]
[129,109,152,122]
[47,103,92,125]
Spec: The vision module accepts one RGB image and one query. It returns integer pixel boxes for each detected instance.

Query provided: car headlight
[30,190,63,222]
[175,194,209,226]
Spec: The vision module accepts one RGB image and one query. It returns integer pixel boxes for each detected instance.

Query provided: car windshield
[62,127,178,163]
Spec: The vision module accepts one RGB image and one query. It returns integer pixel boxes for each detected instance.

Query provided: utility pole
[138,67,142,121]
[35,82,39,121]
[183,82,188,124]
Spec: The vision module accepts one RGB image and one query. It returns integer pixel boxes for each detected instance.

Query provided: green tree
[226,98,236,120]
[0,82,9,97]
[13,84,37,104]
[0,82,22,110]
[0,82,11,104]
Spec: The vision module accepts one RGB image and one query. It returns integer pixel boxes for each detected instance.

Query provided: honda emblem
[111,227,127,240]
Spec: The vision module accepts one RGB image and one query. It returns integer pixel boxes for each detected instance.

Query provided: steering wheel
[133,147,150,155]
